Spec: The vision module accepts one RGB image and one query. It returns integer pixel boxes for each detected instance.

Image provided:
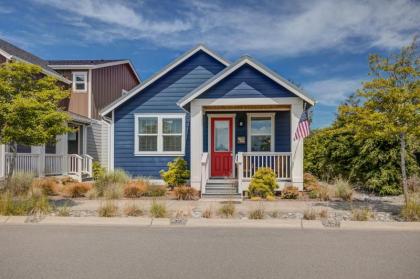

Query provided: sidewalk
[2,215,420,231]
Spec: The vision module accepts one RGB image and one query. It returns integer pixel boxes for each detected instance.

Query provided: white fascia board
[99,44,230,116]
[178,57,315,107]
[0,48,12,60]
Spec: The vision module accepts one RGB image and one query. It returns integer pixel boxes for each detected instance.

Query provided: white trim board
[178,56,315,107]
[100,44,230,116]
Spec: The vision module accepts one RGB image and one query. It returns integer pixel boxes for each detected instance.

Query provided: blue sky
[0,0,419,128]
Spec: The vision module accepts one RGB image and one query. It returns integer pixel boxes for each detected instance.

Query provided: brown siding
[56,69,89,117]
[91,64,139,119]
[0,54,7,64]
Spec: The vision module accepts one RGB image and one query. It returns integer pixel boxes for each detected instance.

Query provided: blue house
[101,45,315,197]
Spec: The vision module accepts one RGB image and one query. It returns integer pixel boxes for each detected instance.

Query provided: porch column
[0,144,5,179]
[57,133,68,175]
[291,99,304,190]
[190,100,203,191]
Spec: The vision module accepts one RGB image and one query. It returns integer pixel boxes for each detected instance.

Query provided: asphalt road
[0,225,419,279]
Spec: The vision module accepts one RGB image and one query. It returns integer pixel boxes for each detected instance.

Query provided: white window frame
[134,113,185,156]
[247,112,275,152]
[72,71,88,93]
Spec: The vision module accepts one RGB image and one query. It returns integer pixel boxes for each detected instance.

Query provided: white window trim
[247,113,275,152]
[72,71,88,93]
[134,113,185,156]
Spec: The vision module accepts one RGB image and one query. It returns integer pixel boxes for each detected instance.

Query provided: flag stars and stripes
[294,110,310,140]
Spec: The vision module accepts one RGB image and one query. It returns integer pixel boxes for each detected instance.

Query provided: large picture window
[135,114,185,155]
[247,113,275,152]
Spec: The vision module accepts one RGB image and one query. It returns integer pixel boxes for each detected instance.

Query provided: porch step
[201,193,242,199]
[204,179,238,196]
[205,188,238,195]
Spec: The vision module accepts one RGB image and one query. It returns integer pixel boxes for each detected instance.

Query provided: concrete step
[205,189,238,194]
[201,193,242,199]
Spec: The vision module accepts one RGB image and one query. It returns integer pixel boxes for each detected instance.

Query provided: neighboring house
[101,45,315,197]
[0,39,140,181]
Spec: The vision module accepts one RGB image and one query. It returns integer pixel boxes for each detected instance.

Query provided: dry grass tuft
[218,202,235,218]
[150,200,167,218]
[32,178,59,196]
[63,183,92,198]
[174,186,198,200]
[351,207,373,221]
[98,201,119,217]
[123,203,143,216]
[123,180,148,198]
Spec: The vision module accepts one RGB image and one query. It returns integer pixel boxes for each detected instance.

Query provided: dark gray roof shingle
[48,59,126,65]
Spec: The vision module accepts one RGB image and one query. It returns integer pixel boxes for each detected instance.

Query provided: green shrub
[266,195,276,201]
[150,200,166,218]
[32,178,59,196]
[92,161,105,181]
[145,185,167,197]
[281,186,299,199]
[249,206,265,219]
[98,201,118,217]
[103,183,124,200]
[0,192,51,216]
[401,199,420,221]
[123,203,143,216]
[7,171,35,195]
[218,202,235,218]
[335,178,353,201]
[248,168,278,198]
[123,180,148,198]
[63,183,92,198]
[95,169,130,196]
[351,208,373,221]
[174,186,198,200]
[160,157,190,188]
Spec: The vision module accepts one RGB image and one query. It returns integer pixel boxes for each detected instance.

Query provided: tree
[0,61,71,180]
[160,157,190,189]
[342,38,420,203]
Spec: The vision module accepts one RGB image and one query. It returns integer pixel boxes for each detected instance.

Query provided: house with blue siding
[101,45,315,197]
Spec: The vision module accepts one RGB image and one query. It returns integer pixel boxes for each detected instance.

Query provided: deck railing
[5,153,40,176]
[45,154,65,175]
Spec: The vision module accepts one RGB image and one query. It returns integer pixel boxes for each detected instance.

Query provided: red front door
[211,117,233,177]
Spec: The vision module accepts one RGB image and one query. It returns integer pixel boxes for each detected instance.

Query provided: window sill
[134,152,185,157]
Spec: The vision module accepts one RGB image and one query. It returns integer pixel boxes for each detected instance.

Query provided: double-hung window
[72,72,87,92]
[135,114,185,155]
[247,113,275,152]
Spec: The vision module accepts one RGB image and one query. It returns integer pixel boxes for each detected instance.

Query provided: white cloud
[34,0,420,56]
[304,78,363,106]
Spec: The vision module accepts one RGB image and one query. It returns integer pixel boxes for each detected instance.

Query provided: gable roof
[177,56,315,107]
[0,38,71,84]
[48,59,141,83]
[100,44,230,116]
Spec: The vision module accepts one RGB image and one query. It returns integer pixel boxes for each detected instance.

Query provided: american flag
[293,110,310,140]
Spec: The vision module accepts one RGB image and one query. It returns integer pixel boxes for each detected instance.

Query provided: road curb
[340,221,420,231]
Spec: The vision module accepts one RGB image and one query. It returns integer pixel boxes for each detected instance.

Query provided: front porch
[191,99,304,197]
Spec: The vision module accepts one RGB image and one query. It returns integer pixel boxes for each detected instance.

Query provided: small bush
[103,183,124,200]
[95,169,130,196]
[401,199,420,221]
[219,202,235,218]
[266,195,276,201]
[303,208,317,220]
[202,207,213,218]
[160,157,190,188]
[7,171,35,195]
[249,206,265,219]
[57,203,70,216]
[92,161,105,181]
[0,192,51,216]
[123,180,148,198]
[335,178,353,201]
[150,200,167,218]
[304,173,320,192]
[64,183,92,198]
[32,178,59,196]
[174,186,198,200]
[351,208,373,221]
[248,168,278,198]
[281,186,299,199]
[123,203,143,217]
[145,185,167,197]
[98,201,118,217]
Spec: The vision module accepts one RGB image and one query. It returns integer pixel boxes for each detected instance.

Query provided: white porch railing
[200,152,209,194]
[68,154,83,178]
[82,154,93,176]
[5,153,40,176]
[45,154,65,175]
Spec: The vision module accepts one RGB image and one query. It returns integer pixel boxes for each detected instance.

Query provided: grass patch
[123,180,148,198]
[0,192,51,216]
[218,202,235,218]
[103,183,124,200]
[63,183,92,198]
[32,178,59,196]
[249,206,265,219]
[174,186,198,200]
[7,171,35,196]
[202,207,213,218]
[123,203,143,216]
[401,198,420,221]
[98,201,119,217]
[150,200,167,218]
[95,169,130,196]
[351,207,373,221]
[57,202,70,216]
[335,178,353,201]
[145,185,167,197]
[303,208,317,220]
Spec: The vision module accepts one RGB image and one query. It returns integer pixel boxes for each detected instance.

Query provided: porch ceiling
[203,104,291,111]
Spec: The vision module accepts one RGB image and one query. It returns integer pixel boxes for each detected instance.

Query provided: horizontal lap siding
[114,51,225,178]
[198,65,295,99]
[203,111,291,154]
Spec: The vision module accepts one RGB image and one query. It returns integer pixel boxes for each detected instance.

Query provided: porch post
[190,100,203,191]
[291,99,304,190]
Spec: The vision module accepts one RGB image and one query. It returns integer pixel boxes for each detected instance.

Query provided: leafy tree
[160,157,190,188]
[0,61,71,180]
[341,38,420,203]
